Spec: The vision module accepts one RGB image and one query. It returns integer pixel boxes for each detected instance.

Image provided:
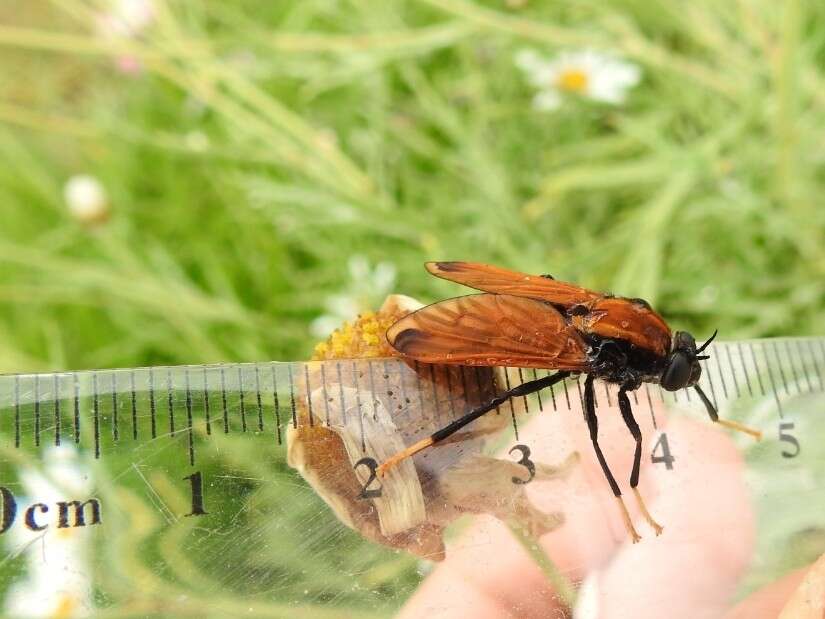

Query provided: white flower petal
[371,262,397,292]
[5,445,94,618]
[515,49,542,72]
[520,48,640,106]
[588,80,628,104]
[347,255,370,281]
[533,89,562,111]
[96,0,155,38]
[609,62,642,87]
[310,316,342,339]
[515,49,562,87]
[325,294,359,319]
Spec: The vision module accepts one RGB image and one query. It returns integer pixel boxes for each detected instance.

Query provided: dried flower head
[290,295,577,561]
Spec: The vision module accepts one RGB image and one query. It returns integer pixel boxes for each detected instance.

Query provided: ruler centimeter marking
[414,361,426,420]
[111,371,118,443]
[167,367,175,437]
[547,371,558,411]
[644,383,657,429]
[92,371,100,458]
[33,374,40,447]
[202,366,211,436]
[351,361,365,453]
[304,364,315,427]
[255,365,264,432]
[517,368,532,413]
[270,364,281,443]
[501,370,519,441]
[808,340,825,391]
[73,376,80,445]
[237,366,246,433]
[130,369,138,440]
[53,374,61,447]
[531,369,545,412]
[149,368,157,439]
[366,360,378,427]
[219,366,229,434]
[428,364,441,424]
[287,364,297,430]
[723,344,741,398]
[444,366,456,418]
[715,351,729,399]
[185,368,194,466]
[321,363,331,427]
[400,361,412,416]
[336,362,346,427]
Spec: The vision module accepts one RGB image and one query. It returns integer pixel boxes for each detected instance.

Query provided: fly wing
[386,293,589,369]
[426,262,601,308]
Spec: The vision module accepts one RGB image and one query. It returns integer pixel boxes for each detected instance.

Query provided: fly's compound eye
[661,352,692,391]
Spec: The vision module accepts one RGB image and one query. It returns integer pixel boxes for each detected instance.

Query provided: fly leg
[583,375,641,543]
[618,386,663,536]
[694,385,762,440]
[376,370,571,478]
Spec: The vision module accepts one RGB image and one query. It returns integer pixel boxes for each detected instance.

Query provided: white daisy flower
[95,0,156,74]
[63,175,110,225]
[516,48,641,110]
[4,446,95,618]
[95,0,155,38]
[311,256,397,338]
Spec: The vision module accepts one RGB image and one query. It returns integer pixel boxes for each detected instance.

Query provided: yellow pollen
[53,593,78,619]
[556,68,588,93]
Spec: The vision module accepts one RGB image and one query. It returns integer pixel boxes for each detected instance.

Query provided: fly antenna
[696,329,718,354]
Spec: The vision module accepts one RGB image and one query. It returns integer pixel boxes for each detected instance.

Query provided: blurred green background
[1,0,824,616]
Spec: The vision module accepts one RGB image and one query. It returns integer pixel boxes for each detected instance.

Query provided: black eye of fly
[661,352,692,391]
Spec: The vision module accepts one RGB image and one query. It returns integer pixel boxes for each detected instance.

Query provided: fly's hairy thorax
[583,334,667,386]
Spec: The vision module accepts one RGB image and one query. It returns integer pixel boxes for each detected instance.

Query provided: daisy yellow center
[556,68,588,93]
[53,593,78,618]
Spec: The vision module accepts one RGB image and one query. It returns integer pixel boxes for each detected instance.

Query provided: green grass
[1,0,824,615]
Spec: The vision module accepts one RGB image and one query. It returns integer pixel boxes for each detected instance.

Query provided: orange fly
[377,262,761,542]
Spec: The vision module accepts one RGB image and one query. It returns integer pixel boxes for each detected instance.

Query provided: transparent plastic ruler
[0,337,823,617]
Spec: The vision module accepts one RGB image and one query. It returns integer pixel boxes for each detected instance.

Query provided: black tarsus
[583,375,621,497]
[693,384,718,422]
[430,370,571,444]
[618,386,642,488]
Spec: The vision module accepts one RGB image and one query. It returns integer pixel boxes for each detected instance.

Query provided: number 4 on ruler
[651,433,675,470]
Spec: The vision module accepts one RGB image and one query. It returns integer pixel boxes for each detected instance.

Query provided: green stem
[509,524,577,609]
